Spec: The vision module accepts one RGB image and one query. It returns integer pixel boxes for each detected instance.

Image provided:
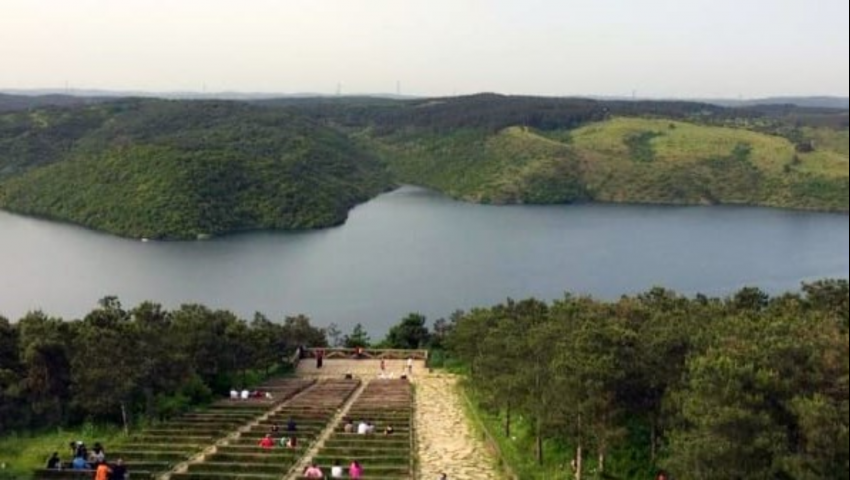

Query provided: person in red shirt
[258,434,275,449]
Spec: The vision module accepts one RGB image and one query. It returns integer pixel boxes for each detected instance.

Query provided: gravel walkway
[415,375,501,480]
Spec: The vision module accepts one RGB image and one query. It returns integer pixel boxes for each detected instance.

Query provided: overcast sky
[1,0,848,98]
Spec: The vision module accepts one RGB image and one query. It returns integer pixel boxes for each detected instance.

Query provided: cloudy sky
[1,0,848,98]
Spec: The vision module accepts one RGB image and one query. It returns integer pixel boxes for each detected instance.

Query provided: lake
[1,186,848,335]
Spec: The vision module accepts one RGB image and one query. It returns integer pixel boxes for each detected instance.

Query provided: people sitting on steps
[258,434,275,449]
[250,390,271,399]
[349,460,363,479]
[110,459,127,480]
[303,462,323,478]
[384,424,394,435]
[286,436,298,449]
[71,455,87,471]
[330,460,344,478]
[287,417,297,432]
[68,440,87,463]
[94,461,111,480]
[357,420,369,435]
[343,418,355,433]
[45,452,60,470]
[91,442,106,464]
[65,439,113,470]
[269,423,280,434]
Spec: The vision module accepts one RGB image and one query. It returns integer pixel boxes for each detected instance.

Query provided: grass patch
[803,127,850,157]
[458,384,570,479]
[624,131,663,163]
[0,424,125,479]
[571,117,798,171]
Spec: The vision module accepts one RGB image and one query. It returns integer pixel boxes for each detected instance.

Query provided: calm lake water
[1,186,848,335]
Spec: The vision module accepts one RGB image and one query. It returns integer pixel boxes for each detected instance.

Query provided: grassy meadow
[0,425,124,479]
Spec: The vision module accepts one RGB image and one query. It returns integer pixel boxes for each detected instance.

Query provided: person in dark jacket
[109,459,127,480]
[45,452,61,470]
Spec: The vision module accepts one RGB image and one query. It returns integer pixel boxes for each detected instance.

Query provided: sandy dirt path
[415,375,501,480]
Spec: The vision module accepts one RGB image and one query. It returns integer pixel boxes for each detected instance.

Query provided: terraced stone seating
[170,379,360,480]
[32,379,314,480]
[304,379,413,480]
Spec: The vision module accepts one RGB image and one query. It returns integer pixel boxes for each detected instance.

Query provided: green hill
[364,115,848,212]
[0,100,392,239]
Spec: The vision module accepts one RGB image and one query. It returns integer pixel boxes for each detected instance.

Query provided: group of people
[229,388,273,400]
[302,459,363,478]
[258,433,298,449]
[375,357,415,378]
[341,418,393,436]
[44,441,127,480]
[258,417,299,449]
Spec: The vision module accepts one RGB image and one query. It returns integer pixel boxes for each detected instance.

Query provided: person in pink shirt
[303,463,323,478]
[349,460,363,478]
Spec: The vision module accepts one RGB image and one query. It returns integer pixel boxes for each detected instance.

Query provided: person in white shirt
[407,357,413,374]
[357,421,369,435]
[331,460,344,478]
[229,389,238,400]
[240,389,250,400]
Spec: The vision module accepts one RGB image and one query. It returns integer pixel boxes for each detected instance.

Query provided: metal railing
[302,348,429,361]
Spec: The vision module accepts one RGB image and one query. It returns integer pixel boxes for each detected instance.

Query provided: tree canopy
[0,298,327,433]
[444,281,849,479]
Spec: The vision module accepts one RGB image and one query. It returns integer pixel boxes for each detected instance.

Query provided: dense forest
[0,297,328,433]
[0,100,392,239]
[0,95,847,239]
[443,280,849,480]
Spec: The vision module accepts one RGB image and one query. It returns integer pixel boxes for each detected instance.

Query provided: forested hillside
[0,95,846,240]
[316,95,847,211]
[444,280,849,479]
[0,100,392,239]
